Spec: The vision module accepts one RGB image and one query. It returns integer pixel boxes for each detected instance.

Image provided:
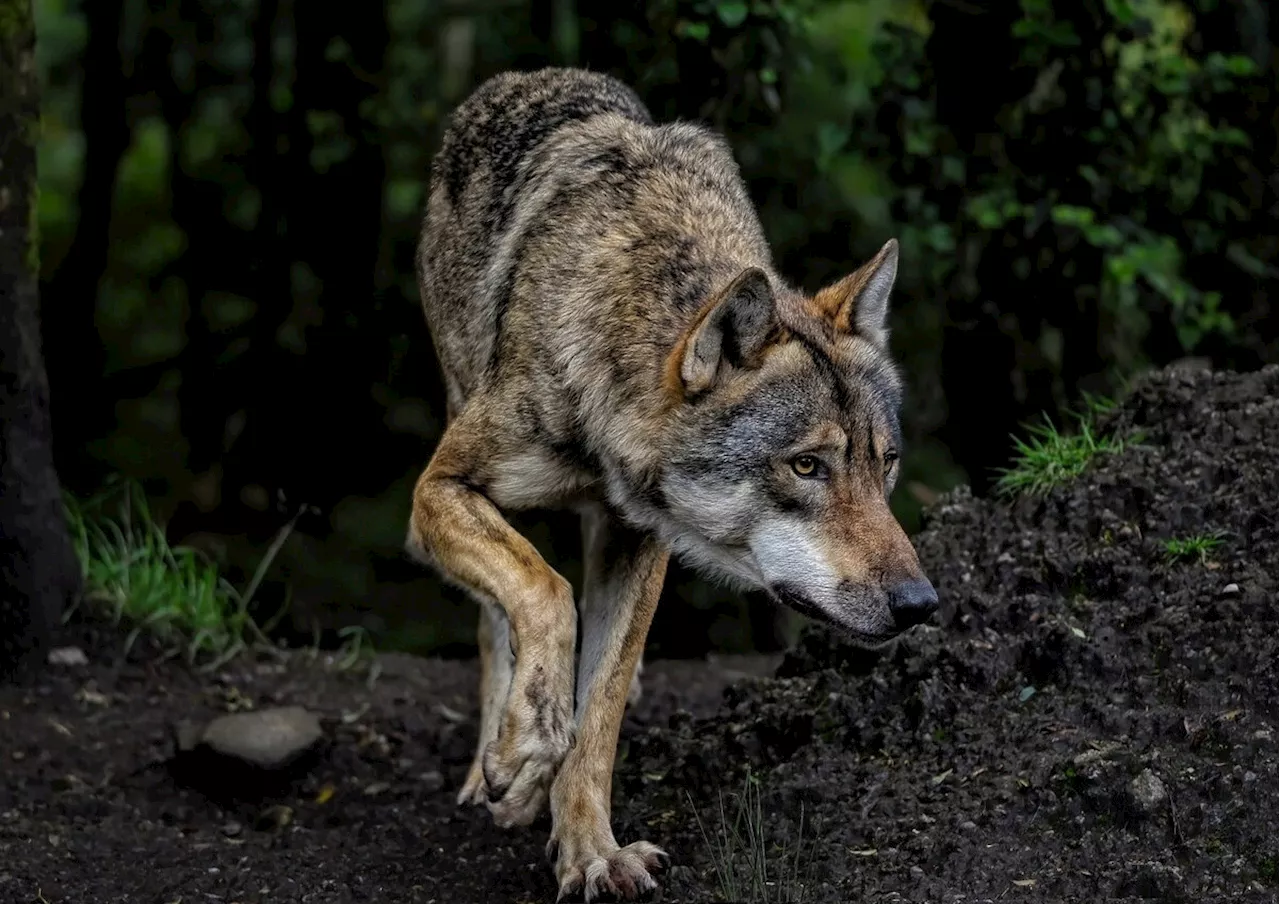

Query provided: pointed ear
[813,238,898,345]
[678,267,779,396]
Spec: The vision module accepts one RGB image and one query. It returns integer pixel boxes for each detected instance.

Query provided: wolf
[407,67,938,901]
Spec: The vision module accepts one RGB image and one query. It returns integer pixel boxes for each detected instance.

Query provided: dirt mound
[627,365,1279,902]
[1,365,1275,904]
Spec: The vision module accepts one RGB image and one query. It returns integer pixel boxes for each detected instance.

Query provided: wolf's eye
[883,449,899,473]
[792,455,820,478]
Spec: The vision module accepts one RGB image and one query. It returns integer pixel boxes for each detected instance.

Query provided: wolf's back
[431,68,651,215]
[418,69,654,408]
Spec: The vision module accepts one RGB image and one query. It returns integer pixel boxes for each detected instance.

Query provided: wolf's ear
[678,267,778,396]
[814,238,898,346]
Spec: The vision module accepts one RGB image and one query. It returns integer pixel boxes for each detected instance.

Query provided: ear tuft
[679,267,778,396]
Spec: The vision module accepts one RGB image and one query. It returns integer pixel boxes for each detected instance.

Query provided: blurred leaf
[115,222,186,275]
[716,1,749,28]
[386,178,424,221]
[115,118,171,206]
[203,293,257,332]
[1050,205,1095,227]
[1083,223,1125,248]
[815,121,849,170]
[1104,0,1137,25]
[676,19,711,41]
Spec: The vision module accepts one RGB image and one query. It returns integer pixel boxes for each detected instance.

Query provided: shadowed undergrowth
[61,480,297,668]
[691,772,816,903]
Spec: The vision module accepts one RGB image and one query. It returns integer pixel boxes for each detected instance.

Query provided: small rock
[51,775,81,793]
[198,705,323,769]
[418,770,444,792]
[47,646,88,667]
[363,781,391,797]
[909,866,924,880]
[958,820,978,833]
[254,804,293,831]
[1130,768,1168,813]
[221,821,242,837]
[1073,740,1122,766]
[1220,583,1241,597]
[666,864,696,886]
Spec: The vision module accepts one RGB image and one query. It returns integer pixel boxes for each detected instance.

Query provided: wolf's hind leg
[549,504,670,901]
[457,600,514,806]
[409,411,577,828]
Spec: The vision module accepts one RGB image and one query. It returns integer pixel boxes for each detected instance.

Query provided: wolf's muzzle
[887,578,938,630]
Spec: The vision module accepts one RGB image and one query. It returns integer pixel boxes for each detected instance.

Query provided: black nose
[888,578,938,631]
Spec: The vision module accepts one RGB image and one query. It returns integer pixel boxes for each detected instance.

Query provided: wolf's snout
[887,578,938,630]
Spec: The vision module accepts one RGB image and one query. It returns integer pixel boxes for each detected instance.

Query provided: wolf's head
[658,239,936,644]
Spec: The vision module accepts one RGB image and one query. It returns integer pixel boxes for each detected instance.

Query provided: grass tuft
[1161,531,1226,565]
[690,772,815,904]
[62,480,296,669]
[994,394,1135,498]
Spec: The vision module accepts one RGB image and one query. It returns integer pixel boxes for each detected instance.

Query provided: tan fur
[457,600,514,807]
[548,505,669,897]
[810,238,900,334]
[413,416,578,828]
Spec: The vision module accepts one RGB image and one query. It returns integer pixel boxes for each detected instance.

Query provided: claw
[556,876,584,903]
[554,840,667,903]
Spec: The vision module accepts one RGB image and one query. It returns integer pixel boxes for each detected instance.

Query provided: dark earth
[2,365,1276,904]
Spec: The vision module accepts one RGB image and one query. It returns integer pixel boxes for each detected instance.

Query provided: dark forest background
[32,0,1278,658]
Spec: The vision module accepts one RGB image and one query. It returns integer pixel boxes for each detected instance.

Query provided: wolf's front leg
[549,505,670,902]
[409,419,577,828]
[456,600,514,806]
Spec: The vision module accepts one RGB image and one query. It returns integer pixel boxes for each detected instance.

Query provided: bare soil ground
[2,365,1276,904]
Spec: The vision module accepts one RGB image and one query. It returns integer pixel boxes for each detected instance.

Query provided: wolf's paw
[552,839,669,903]
[456,758,488,807]
[483,748,560,828]
[481,702,574,828]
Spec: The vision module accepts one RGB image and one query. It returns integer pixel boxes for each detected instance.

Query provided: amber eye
[792,455,820,478]
[884,449,899,473]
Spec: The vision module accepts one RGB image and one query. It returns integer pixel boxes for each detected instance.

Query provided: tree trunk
[40,0,126,489]
[0,0,82,681]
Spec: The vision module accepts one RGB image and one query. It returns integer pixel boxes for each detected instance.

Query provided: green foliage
[994,397,1133,498]
[1160,531,1226,565]
[690,772,815,903]
[62,480,293,668]
[928,0,1266,367]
